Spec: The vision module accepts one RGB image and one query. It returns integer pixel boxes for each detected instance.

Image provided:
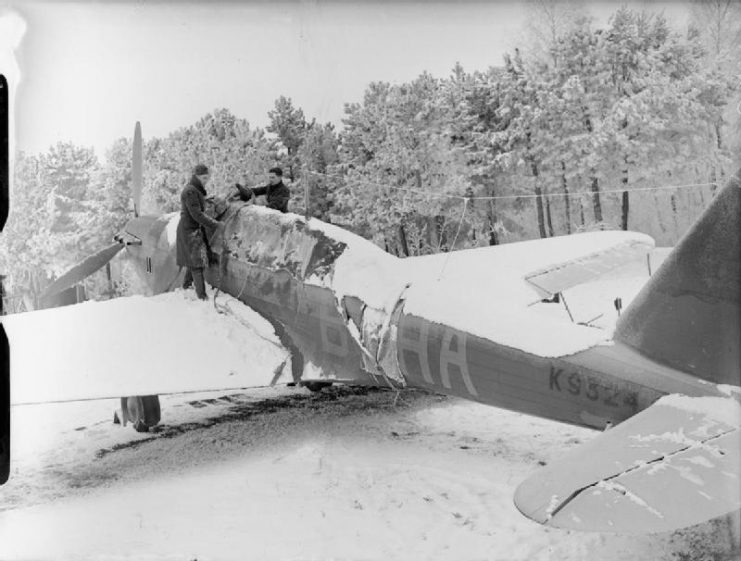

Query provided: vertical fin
[132,121,143,217]
[614,170,740,386]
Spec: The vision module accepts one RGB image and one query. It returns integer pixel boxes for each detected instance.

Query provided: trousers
[183,267,207,300]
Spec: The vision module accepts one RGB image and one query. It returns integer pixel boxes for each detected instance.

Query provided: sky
[1,1,691,159]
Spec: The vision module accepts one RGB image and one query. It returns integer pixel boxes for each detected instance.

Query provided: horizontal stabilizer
[514,394,741,533]
[524,237,653,299]
[4,292,289,405]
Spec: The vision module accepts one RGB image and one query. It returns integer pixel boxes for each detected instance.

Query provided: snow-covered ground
[2,387,737,561]
[1,247,738,560]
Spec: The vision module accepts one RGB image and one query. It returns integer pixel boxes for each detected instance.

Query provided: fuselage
[122,202,728,432]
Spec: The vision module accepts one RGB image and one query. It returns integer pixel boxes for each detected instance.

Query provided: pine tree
[690,0,741,172]
[297,122,340,221]
[0,144,101,308]
[267,96,308,183]
[142,109,278,212]
[336,74,471,256]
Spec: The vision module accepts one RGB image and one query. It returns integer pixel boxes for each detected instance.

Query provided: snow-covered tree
[336,74,472,256]
[495,9,735,241]
[267,96,308,182]
[142,109,278,213]
[296,122,340,221]
[0,144,101,309]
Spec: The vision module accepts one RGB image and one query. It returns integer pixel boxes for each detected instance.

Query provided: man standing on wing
[176,164,221,300]
[234,166,290,213]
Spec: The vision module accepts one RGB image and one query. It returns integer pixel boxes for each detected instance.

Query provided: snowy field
[2,387,738,561]
[1,248,739,560]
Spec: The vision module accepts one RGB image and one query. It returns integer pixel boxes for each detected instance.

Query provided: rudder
[614,171,740,386]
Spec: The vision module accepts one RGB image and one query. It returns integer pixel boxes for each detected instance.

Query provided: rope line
[437,198,469,280]
[305,170,716,202]
[465,182,717,200]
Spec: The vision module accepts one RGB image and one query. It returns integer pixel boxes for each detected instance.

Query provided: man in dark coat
[233,167,290,213]
[176,164,221,300]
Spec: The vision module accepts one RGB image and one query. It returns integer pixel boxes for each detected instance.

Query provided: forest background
[2,2,740,310]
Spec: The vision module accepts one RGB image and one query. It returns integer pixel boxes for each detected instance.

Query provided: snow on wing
[398,232,655,358]
[514,394,741,533]
[403,230,654,299]
[4,292,289,405]
[523,235,654,299]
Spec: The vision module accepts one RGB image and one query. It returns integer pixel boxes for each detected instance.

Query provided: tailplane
[614,170,740,386]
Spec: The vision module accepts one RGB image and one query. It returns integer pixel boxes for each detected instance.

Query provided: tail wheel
[125,395,161,432]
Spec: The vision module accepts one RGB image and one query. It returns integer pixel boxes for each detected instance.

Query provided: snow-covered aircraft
[2,123,739,534]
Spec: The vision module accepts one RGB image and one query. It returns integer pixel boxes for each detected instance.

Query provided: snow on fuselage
[126,202,726,431]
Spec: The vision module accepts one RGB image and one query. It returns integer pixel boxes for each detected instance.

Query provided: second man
[234,167,290,213]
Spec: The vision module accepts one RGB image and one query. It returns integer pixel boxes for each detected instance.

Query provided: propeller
[41,122,144,301]
[40,243,125,301]
[132,121,142,217]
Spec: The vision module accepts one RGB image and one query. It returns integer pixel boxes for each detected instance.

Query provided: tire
[132,419,150,433]
[303,381,332,393]
[125,395,161,432]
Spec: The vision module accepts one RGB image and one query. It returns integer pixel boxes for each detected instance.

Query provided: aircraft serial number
[549,366,638,410]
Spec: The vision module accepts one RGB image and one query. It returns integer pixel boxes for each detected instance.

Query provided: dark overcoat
[176,176,220,269]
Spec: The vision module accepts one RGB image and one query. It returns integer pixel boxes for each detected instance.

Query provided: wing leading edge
[514,394,741,533]
[3,292,290,405]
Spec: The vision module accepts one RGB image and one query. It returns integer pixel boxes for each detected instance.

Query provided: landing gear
[302,381,333,393]
[115,395,161,432]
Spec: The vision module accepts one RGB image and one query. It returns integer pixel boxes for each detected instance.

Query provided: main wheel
[303,381,333,393]
[125,395,161,432]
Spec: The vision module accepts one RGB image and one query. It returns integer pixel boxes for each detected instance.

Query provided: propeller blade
[132,121,143,217]
[41,243,124,300]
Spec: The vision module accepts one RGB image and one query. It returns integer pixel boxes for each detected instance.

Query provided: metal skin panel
[396,313,672,430]
[204,204,374,385]
[208,258,371,384]
[395,312,725,431]
[117,205,374,385]
[118,205,376,385]
[124,214,182,295]
[567,342,723,402]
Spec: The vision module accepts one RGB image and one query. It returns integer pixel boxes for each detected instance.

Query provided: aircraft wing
[514,394,741,533]
[522,235,653,299]
[392,232,655,358]
[3,292,290,406]
[403,231,654,299]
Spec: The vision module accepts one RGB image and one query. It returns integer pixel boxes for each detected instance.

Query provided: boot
[182,268,193,289]
[192,268,207,300]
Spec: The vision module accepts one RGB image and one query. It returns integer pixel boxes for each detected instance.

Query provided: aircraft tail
[614,170,740,386]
